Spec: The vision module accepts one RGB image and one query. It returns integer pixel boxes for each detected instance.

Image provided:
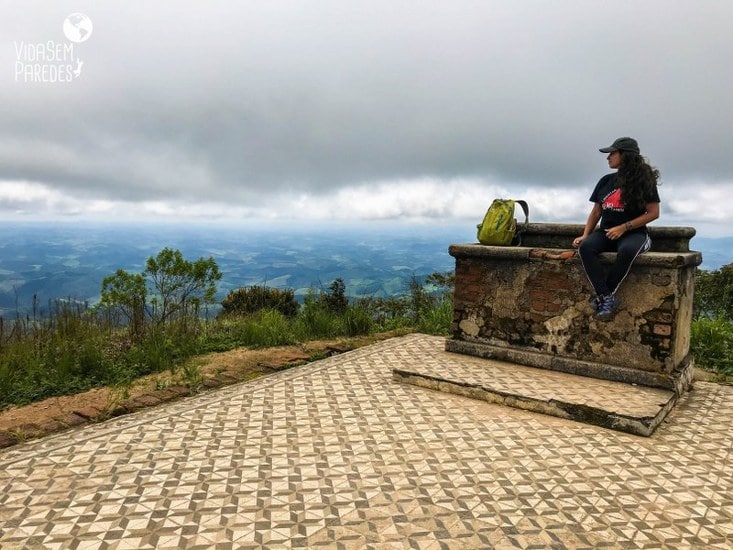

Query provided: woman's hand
[604,225,627,240]
[572,236,585,248]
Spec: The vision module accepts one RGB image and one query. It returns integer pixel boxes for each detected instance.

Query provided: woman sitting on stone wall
[572,137,661,321]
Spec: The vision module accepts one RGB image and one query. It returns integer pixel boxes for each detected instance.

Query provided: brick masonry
[447,224,702,392]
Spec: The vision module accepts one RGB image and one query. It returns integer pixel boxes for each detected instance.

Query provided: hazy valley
[0,221,729,318]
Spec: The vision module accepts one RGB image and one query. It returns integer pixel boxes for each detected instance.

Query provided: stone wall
[446,224,702,394]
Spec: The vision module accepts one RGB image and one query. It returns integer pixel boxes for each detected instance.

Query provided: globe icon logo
[63,13,93,43]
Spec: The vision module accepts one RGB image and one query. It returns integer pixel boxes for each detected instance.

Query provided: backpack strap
[512,200,530,245]
[515,200,529,227]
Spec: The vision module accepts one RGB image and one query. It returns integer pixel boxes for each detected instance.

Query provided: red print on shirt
[602,188,624,212]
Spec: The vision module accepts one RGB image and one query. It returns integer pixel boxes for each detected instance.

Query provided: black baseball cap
[599,137,640,154]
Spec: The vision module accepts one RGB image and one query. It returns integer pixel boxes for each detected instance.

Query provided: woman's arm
[605,202,660,240]
[572,203,602,248]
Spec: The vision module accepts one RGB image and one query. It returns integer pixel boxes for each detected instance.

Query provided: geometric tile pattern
[393,347,677,435]
[0,334,731,549]
[400,347,676,417]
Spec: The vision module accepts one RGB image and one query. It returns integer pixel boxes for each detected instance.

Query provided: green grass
[7,274,729,412]
[0,288,452,410]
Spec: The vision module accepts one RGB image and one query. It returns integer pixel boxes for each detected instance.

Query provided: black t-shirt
[589,173,660,230]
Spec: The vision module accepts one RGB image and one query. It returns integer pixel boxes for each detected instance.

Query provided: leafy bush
[220,286,299,318]
[293,294,342,339]
[343,307,374,336]
[691,317,733,375]
[694,264,733,319]
[237,310,295,348]
[416,298,453,336]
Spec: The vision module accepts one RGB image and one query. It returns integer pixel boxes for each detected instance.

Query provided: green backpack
[476,199,530,246]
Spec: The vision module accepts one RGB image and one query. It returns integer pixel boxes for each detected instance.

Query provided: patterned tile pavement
[0,334,732,549]
[393,348,677,436]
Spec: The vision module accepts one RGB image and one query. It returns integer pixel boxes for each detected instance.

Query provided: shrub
[238,310,295,348]
[220,286,299,318]
[691,317,733,375]
[343,306,374,336]
[293,295,341,339]
[416,298,453,335]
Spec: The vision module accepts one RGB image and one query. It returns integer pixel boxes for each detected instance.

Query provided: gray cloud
[2,0,733,229]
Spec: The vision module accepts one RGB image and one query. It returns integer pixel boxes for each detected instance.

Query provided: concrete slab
[393,348,677,436]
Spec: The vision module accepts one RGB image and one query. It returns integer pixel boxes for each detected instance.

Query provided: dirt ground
[0,333,398,449]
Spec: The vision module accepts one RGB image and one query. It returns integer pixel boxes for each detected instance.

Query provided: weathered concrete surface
[447,224,702,396]
[393,351,677,437]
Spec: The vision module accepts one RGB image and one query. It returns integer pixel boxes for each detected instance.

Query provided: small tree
[99,248,222,332]
[100,269,147,339]
[145,248,222,324]
[323,278,348,314]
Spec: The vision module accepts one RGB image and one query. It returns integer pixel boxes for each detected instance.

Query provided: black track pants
[578,229,651,297]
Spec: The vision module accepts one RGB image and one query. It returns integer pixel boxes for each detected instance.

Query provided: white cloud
[1,1,732,236]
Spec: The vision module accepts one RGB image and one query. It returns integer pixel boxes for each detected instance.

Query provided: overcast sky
[2,1,732,236]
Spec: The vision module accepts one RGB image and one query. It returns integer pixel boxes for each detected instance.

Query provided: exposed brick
[529,289,554,301]
[57,412,88,427]
[531,271,574,291]
[39,419,68,433]
[73,407,103,420]
[216,373,240,383]
[645,311,674,323]
[131,394,163,408]
[167,385,191,397]
[653,324,672,336]
[149,388,183,402]
[15,423,44,438]
[462,284,482,296]
[454,285,473,298]
[105,405,129,418]
[0,430,17,448]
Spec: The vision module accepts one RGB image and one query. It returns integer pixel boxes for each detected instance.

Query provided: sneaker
[595,295,620,321]
[590,295,602,312]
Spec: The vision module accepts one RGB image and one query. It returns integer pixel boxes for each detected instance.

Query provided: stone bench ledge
[449,244,702,268]
[518,223,696,252]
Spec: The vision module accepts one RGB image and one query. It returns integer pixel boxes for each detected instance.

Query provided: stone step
[392,349,678,437]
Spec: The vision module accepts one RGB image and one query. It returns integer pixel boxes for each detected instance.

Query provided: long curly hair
[617,152,661,212]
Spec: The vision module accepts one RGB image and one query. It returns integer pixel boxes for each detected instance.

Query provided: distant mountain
[689,236,733,271]
[0,221,728,319]
[0,221,475,318]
